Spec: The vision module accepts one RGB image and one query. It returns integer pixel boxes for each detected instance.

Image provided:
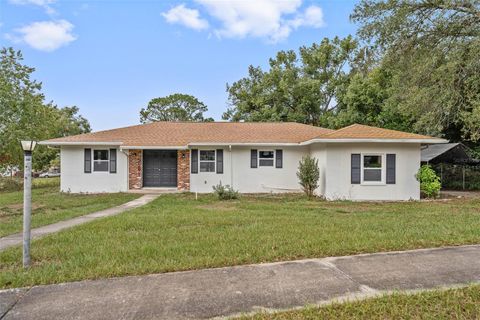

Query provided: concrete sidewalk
[1,245,479,320]
[0,194,159,252]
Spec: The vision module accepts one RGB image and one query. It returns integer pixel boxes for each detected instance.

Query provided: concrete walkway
[0,194,159,252]
[1,245,479,320]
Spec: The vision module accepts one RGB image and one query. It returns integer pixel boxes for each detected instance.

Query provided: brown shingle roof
[320,124,435,140]
[44,122,334,146]
[42,122,442,146]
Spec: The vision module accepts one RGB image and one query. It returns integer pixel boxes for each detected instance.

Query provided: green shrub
[212,183,239,200]
[416,165,441,198]
[0,178,23,192]
[297,155,319,198]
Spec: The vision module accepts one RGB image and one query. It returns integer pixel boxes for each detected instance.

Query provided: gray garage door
[143,150,177,187]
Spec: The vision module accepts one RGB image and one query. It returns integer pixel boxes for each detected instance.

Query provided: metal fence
[431,163,480,190]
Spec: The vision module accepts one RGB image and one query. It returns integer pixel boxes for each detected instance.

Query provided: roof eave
[301,138,448,145]
[120,145,188,150]
[39,141,123,146]
[187,142,302,147]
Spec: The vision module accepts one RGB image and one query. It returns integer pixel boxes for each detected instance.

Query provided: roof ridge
[323,123,360,136]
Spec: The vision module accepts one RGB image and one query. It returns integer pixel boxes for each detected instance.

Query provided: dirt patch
[0,203,45,217]
[441,190,480,199]
[196,202,238,211]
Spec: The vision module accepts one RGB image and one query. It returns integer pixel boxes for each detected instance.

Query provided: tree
[352,0,480,53]
[223,36,360,126]
[351,0,480,142]
[297,155,320,198]
[0,47,91,171]
[332,65,413,131]
[140,93,213,123]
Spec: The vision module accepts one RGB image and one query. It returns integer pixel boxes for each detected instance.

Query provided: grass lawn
[1,193,479,288]
[241,285,480,319]
[0,178,140,237]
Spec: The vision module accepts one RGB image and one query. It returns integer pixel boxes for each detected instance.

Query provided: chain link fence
[431,163,480,190]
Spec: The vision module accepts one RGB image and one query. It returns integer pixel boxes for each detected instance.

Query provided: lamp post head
[21,140,37,153]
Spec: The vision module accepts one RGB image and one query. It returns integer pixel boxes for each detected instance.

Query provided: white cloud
[162,1,325,43]
[8,0,57,15]
[162,4,209,31]
[301,5,324,28]
[9,20,76,52]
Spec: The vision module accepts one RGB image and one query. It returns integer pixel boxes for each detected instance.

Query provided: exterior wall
[60,143,421,200]
[189,147,232,193]
[177,150,190,191]
[128,150,142,190]
[322,143,421,201]
[60,146,128,193]
[190,146,306,193]
[309,143,327,197]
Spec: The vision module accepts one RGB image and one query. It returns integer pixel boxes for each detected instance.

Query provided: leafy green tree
[351,0,480,142]
[223,36,360,126]
[332,65,413,131]
[352,0,480,53]
[0,47,91,171]
[140,93,213,123]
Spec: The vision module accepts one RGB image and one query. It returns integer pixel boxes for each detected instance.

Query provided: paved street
[1,245,479,319]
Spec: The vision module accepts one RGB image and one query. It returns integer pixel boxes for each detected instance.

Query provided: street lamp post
[21,140,36,268]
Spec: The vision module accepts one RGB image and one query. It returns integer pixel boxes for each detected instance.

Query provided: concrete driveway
[1,245,479,320]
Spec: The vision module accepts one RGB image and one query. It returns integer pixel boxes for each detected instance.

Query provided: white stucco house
[40,122,446,200]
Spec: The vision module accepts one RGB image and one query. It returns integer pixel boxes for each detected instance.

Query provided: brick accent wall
[177,150,190,191]
[128,149,142,189]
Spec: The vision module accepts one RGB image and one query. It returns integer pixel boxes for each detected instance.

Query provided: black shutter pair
[84,148,116,173]
[250,149,283,168]
[351,153,396,184]
[190,149,223,174]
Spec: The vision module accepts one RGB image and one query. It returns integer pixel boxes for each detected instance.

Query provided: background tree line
[2,0,479,172]
[223,0,480,153]
[0,48,90,172]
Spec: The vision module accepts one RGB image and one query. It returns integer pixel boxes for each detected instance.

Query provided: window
[93,150,109,172]
[259,150,274,167]
[362,155,382,182]
[199,150,215,172]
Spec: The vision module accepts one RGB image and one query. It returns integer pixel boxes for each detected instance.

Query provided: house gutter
[300,138,448,145]
[39,138,448,148]
[187,142,300,147]
[39,141,123,146]
[119,146,189,150]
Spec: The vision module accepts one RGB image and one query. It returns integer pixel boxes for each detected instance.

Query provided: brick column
[177,150,190,191]
[128,150,142,189]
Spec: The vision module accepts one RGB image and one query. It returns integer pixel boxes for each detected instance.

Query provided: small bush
[416,165,441,198]
[297,155,319,198]
[212,183,239,200]
[0,178,23,192]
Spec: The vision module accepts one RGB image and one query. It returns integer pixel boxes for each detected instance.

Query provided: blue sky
[1,0,358,131]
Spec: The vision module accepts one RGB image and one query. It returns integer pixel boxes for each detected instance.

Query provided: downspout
[121,149,129,191]
[229,145,233,189]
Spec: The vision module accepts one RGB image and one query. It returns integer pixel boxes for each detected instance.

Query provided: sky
[1,0,359,131]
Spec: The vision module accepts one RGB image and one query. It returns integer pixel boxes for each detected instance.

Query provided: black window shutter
[251,149,258,168]
[84,148,91,173]
[351,154,361,184]
[191,149,198,174]
[275,149,283,168]
[386,154,396,184]
[109,149,117,173]
[216,149,223,174]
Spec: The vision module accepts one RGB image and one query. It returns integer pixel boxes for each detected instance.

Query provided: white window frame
[258,150,275,167]
[361,153,385,185]
[93,149,109,173]
[199,150,216,173]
